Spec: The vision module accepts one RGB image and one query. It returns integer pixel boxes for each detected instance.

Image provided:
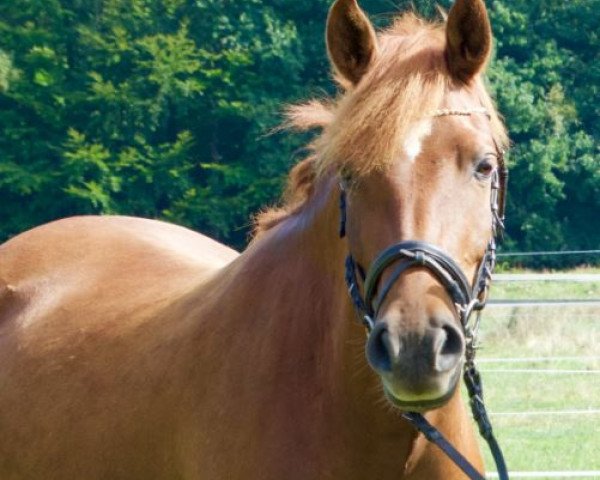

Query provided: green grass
[483,416,599,471]
[491,280,600,300]
[467,273,600,474]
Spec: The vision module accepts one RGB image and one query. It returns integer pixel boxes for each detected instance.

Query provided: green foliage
[485,0,599,265]
[0,49,17,92]
[0,0,597,264]
[0,0,310,246]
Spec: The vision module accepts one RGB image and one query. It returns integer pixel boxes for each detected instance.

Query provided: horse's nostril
[366,322,393,373]
[434,323,464,373]
[440,324,462,356]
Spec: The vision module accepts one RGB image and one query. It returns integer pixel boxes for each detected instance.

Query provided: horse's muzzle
[366,318,465,410]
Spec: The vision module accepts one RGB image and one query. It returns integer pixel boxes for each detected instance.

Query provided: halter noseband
[340,108,509,480]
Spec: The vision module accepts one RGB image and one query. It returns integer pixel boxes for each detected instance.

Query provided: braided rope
[433,107,489,118]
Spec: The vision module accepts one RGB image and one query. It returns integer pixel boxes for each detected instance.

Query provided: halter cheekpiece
[340,107,510,480]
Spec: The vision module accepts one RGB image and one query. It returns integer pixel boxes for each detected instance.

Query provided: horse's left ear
[445,0,492,83]
[326,0,378,86]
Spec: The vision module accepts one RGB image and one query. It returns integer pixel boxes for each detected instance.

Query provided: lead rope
[401,412,487,480]
[340,183,509,480]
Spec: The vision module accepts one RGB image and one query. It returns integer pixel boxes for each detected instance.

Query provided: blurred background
[0,0,598,268]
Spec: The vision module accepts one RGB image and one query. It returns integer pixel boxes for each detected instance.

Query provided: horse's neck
[186,179,419,475]
[214,178,358,391]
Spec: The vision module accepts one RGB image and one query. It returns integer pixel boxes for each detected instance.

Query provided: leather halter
[340,109,510,480]
[342,162,507,339]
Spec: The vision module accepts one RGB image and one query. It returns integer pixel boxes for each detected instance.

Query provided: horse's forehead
[419,119,494,175]
[387,114,494,190]
[403,119,433,164]
[427,90,496,154]
[443,89,491,120]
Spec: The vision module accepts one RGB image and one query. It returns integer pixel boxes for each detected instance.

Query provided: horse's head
[323,0,508,411]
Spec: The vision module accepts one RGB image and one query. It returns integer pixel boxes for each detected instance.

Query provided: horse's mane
[254,12,508,236]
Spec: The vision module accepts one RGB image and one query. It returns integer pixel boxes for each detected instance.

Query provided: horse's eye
[475,159,494,179]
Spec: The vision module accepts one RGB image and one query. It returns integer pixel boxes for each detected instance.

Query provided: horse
[0,0,510,478]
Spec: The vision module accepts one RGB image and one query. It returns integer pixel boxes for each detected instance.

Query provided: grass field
[491,278,600,301]
[467,272,600,476]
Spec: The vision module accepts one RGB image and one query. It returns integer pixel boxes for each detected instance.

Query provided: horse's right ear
[326,0,378,86]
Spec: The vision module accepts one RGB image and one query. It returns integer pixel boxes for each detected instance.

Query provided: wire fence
[487,472,600,479]
[480,268,600,478]
[497,250,600,258]
[478,357,600,363]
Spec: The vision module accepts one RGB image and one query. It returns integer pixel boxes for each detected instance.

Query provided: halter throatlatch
[340,112,509,480]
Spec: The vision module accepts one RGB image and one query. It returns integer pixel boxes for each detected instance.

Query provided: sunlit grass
[469,275,600,474]
[490,280,600,300]
[480,414,600,471]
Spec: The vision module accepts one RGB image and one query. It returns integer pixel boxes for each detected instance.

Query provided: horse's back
[0,215,236,330]
[2,214,234,305]
[0,216,237,478]
[1,214,237,281]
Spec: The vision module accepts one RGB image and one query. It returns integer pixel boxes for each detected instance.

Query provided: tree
[0,0,312,247]
[0,0,597,265]
[487,0,599,264]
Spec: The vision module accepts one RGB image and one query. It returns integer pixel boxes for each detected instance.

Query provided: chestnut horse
[0,0,509,478]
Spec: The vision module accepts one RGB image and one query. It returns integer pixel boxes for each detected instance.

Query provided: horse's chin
[381,367,462,413]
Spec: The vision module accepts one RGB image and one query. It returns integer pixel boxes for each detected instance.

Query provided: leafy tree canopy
[0,0,597,267]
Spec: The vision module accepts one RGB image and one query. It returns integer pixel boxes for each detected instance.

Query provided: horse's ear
[445,0,492,83]
[326,0,378,86]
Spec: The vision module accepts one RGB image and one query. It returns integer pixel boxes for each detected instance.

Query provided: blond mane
[255,12,508,235]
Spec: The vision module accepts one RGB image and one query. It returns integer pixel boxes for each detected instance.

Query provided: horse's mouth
[381,366,462,413]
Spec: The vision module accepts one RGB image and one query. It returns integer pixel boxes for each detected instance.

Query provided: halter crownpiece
[340,109,509,480]
[433,107,490,118]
